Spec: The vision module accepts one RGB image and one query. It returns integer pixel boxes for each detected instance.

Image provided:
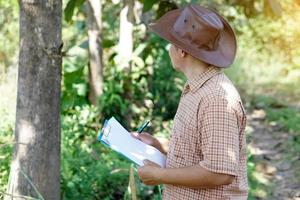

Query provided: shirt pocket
[167,134,185,168]
[169,117,198,167]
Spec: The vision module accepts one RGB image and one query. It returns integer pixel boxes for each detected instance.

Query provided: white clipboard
[98,117,166,167]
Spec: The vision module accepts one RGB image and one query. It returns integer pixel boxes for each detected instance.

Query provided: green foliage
[142,0,159,12]
[98,65,130,124]
[0,0,18,75]
[250,95,286,109]
[62,56,89,111]
[61,105,129,199]
[247,151,257,200]
[98,32,183,128]
[147,37,183,120]
[64,0,86,23]
[251,95,300,134]
[60,105,162,200]
[0,67,16,197]
[156,1,179,19]
[267,108,300,133]
[0,128,13,198]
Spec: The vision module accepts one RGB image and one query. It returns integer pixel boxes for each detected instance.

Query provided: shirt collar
[183,65,222,94]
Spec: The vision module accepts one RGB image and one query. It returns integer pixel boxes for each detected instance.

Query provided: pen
[137,120,150,133]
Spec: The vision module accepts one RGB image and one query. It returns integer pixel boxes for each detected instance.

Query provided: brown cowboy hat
[148,4,237,68]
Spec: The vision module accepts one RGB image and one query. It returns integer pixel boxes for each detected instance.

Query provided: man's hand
[130,132,166,154]
[138,160,162,185]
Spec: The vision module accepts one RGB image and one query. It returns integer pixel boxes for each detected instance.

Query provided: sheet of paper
[98,117,166,167]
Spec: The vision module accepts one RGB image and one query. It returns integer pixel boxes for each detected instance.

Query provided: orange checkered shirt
[163,66,248,200]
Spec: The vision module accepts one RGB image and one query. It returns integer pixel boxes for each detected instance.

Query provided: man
[131,4,248,200]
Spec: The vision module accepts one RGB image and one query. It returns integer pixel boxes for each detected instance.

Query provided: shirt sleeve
[198,96,240,176]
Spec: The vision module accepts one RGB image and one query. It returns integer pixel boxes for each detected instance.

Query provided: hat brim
[148,8,237,68]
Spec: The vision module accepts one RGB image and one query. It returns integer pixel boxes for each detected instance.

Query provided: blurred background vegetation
[1,0,300,199]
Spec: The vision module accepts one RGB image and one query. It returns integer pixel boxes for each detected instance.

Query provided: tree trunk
[5,0,62,199]
[87,0,104,105]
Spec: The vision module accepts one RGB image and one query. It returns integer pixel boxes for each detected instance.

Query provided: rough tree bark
[5,0,62,199]
[87,0,103,105]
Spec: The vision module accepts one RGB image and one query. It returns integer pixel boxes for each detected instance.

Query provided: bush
[0,126,13,199]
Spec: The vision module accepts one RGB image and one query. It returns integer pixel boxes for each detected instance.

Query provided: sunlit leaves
[62,57,88,111]
[0,0,18,70]
[156,0,178,19]
[141,0,159,12]
[264,0,282,17]
[140,0,178,19]
[102,39,116,48]
[61,105,131,199]
[64,0,86,22]
[78,38,115,50]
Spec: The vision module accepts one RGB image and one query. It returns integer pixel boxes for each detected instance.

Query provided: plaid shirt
[163,66,248,200]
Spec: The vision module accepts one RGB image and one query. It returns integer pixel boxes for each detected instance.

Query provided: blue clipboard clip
[98,119,111,146]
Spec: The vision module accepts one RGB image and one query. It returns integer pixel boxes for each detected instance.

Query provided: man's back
[163,66,248,200]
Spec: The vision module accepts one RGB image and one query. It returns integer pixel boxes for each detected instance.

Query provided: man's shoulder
[200,72,243,107]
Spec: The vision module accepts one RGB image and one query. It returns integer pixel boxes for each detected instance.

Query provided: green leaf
[73,83,87,96]
[143,0,159,12]
[79,39,115,49]
[62,93,75,111]
[76,0,86,6]
[103,39,115,48]
[132,56,145,68]
[64,67,84,85]
[156,1,178,19]
[64,0,76,22]
[64,0,86,22]
[79,40,88,49]
[133,43,147,56]
[64,60,84,73]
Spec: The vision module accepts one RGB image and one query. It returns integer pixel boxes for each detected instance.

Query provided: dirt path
[247,109,300,200]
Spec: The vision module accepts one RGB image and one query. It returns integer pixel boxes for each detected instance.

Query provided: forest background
[0,0,300,199]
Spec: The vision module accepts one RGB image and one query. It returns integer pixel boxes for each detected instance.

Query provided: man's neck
[182,60,210,81]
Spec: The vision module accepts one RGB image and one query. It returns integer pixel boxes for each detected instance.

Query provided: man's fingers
[143,159,150,165]
[131,132,140,138]
[146,160,161,168]
[143,159,158,166]
[131,132,156,147]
